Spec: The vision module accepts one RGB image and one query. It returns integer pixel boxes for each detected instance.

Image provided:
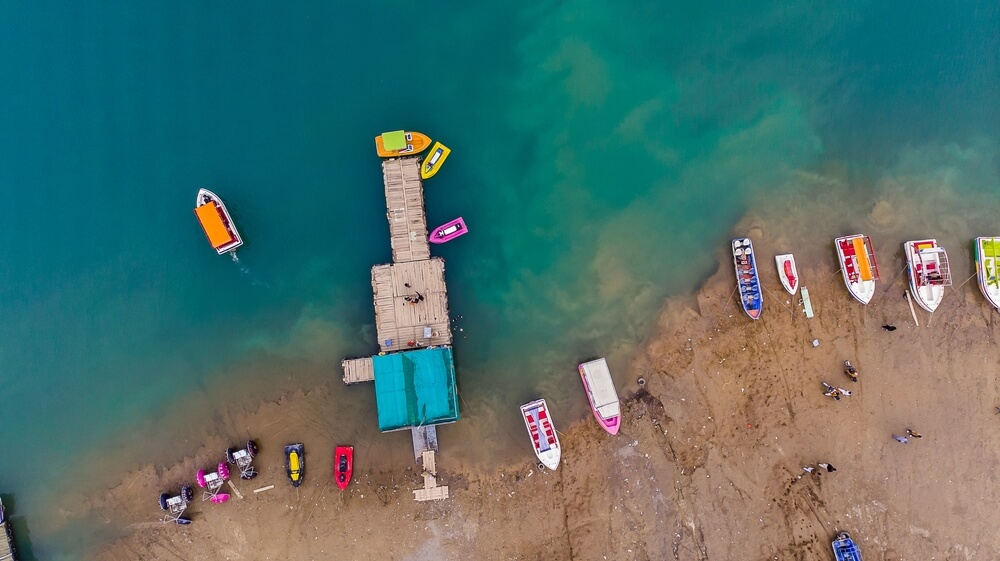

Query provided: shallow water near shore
[1,1,998,557]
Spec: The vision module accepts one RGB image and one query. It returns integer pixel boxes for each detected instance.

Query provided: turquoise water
[0,1,998,557]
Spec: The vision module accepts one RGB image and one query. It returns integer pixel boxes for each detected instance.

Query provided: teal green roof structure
[372,347,459,432]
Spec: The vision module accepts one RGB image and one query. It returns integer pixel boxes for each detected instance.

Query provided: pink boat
[429,217,467,244]
[578,358,621,435]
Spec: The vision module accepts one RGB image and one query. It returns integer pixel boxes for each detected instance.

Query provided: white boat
[975,237,1000,310]
[520,399,561,470]
[834,235,880,305]
[903,239,951,313]
[578,358,621,435]
[194,189,243,256]
[774,253,799,295]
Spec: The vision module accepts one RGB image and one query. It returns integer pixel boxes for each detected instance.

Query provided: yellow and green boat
[975,237,1000,310]
[420,141,451,179]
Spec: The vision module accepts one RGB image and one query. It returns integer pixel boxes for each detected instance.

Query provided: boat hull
[732,238,763,319]
[520,399,561,470]
[834,235,878,305]
[430,217,468,244]
[284,444,305,487]
[195,188,243,255]
[334,446,354,491]
[774,253,799,295]
[975,237,1000,310]
[578,358,621,435]
[420,142,451,179]
[375,131,432,158]
[904,239,949,313]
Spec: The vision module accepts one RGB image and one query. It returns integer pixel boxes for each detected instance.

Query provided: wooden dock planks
[372,259,453,352]
[382,158,430,263]
[342,357,375,384]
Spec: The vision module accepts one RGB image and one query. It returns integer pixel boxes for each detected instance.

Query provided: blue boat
[732,238,763,319]
[831,532,863,561]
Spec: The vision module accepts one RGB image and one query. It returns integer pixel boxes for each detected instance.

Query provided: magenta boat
[430,217,468,244]
[578,358,621,435]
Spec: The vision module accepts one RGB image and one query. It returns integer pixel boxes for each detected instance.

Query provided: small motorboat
[732,238,763,319]
[834,235,880,305]
[903,239,952,313]
[430,217,468,244]
[420,141,451,179]
[334,446,354,491]
[831,531,864,561]
[285,443,305,487]
[975,237,1000,310]
[520,399,561,470]
[194,188,243,256]
[774,253,799,295]
[375,130,432,158]
[578,358,621,435]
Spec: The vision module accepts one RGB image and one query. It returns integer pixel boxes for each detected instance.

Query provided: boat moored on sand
[732,238,763,319]
[520,399,561,470]
[834,235,880,305]
[831,531,864,561]
[334,446,353,491]
[430,217,468,244]
[975,237,1000,310]
[774,253,799,295]
[285,444,305,487]
[375,130,432,158]
[578,358,621,435]
[195,189,243,256]
[904,239,951,313]
[420,142,451,179]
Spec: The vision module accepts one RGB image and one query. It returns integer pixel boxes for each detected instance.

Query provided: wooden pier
[383,158,430,264]
[342,356,375,384]
[413,450,449,502]
[372,259,452,352]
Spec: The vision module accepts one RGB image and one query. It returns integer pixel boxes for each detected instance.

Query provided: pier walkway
[383,158,430,263]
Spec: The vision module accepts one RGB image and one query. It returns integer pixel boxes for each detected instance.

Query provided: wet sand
[77,181,1000,560]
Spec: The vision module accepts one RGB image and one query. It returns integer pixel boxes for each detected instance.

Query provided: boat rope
[717,284,741,323]
[952,271,978,291]
[759,283,794,314]
[869,265,910,314]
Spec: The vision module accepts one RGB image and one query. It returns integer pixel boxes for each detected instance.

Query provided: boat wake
[231,253,271,288]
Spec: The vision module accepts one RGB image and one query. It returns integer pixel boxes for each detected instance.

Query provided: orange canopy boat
[374,130,431,158]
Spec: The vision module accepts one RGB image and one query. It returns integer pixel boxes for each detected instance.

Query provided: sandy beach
[76,190,1000,560]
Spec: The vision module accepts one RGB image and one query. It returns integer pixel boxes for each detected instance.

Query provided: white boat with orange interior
[195,189,243,256]
[904,239,952,313]
[834,235,879,305]
[520,399,561,470]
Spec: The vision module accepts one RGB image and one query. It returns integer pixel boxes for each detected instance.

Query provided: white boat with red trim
[904,239,951,313]
[774,253,799,295]
[520,399,561,470]
[834,235,880,305]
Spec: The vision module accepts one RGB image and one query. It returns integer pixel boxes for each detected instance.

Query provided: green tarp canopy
[373,347,460,432]
[381,130,407,151]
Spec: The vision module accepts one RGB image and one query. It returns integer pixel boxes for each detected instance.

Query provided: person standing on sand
[822,382,841,401]
[893,434,909,444]
[906,428,923,439]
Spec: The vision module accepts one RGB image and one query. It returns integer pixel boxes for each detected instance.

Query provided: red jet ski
[334,446,353,490]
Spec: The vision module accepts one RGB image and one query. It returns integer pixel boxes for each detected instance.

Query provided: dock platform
[411,425,439,461]
[342,356,375,384]
[372,259,452,352]
[383,158,429,264]
[413,450,449,502]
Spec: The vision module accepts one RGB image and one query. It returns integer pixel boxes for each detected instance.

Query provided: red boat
[334,446,353,490]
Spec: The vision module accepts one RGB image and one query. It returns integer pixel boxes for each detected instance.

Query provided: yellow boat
[420,141,451,179]
[374,130,432,158]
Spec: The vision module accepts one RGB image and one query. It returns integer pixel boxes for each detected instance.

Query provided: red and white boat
[520,399,561,470]
[834,235,880,305]
[195,188,243,256]
[904,239,952,313]
[578,358,621,435]
[429,217,467,244]
[333,446,353,491]
[774,253,799,295]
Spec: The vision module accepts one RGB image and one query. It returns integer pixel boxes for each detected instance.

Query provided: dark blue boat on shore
[732,238,763,319]
[832,532,863,561]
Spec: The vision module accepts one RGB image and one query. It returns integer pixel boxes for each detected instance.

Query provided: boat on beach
[834,235,880,305]
[334,446,353,491]
[420,141,451,179]
[732,238,763,319]
[577,358,621,435]
[831,531,864,561]
[429,217,467,244]
[774,253,799,295]
[903,239,952,313]
[0,498,17,561]
[284,443,305,487]
[375,130,432,158]
[975,237,1000,310]
[520,399,561,470]
[195,188,243,256]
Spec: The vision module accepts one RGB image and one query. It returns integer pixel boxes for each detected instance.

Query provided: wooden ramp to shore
[413,449,449,502]
[342,356,375,384]
[383,158,430,264]
[372,258,453,352]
